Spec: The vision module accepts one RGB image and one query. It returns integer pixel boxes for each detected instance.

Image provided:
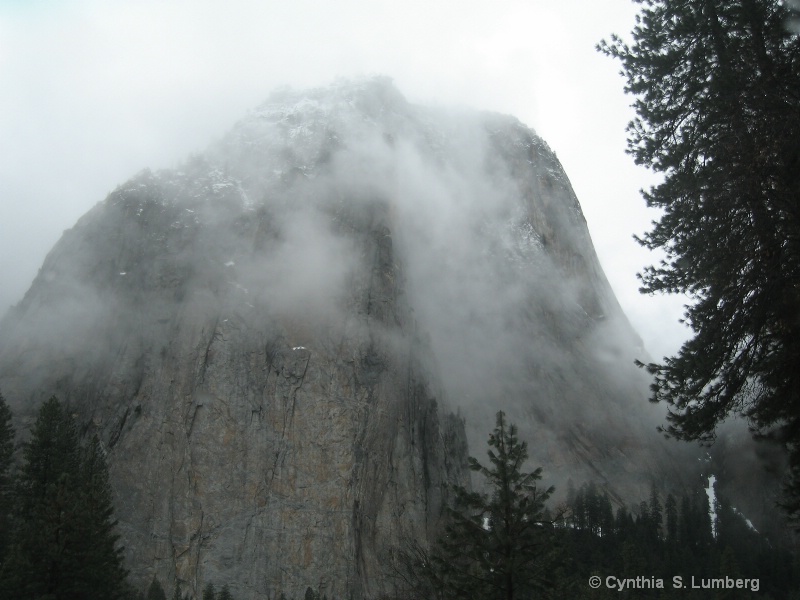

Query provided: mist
[0,6,788,595]
[188,78,688,494]
[0,75,702,510]
[8,75,789,600]
[0,0,691,364]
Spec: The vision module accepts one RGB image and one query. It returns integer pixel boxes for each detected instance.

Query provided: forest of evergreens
[393,412,799,600]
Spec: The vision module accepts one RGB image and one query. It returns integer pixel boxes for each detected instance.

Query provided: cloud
[180,80,684,488]
[0,0,689,364]
[239,207,360,320]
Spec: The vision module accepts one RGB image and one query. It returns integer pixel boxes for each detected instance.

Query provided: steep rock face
[0,165,468,599]
[0,78,693,597]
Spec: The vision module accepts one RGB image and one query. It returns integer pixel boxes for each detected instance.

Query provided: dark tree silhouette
[404,411,557,600]
[1,397,127,599]
[147,577,167,600]
[599,0,800,518]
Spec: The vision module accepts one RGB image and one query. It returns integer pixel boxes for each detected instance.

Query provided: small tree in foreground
[402,411,558,600]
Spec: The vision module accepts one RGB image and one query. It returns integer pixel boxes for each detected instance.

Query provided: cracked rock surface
[0,78,704,598]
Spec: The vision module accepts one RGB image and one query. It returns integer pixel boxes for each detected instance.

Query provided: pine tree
[4,396,85,598]
[665,494,678,543]
[573,487,586,531]
[147,577,167,600]
[648,484,663,539]
[598,492,614,537]
[433,411,557,599]
[172,583,184,600]
[600,0,800,516]
[0,390,14,564]
[584,482,601,536]
[77,435,128,596]
[679,495,693,547]
[615,506,633,539]
[637,500,651,541]
[202,582,216,600]
[1,397,128,599]
[687,489,716,560]
[217,584,233,600]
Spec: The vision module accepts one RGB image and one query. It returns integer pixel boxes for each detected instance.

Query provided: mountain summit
[1,77,690,598]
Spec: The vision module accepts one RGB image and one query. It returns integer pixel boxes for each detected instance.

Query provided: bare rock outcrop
[0,77,700,598]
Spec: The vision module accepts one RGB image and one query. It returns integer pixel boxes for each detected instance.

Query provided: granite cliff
[0,78,695,598]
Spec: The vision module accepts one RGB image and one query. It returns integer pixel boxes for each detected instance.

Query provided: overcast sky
[0,0,690,362]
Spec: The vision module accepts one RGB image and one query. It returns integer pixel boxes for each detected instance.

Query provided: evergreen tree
[202,582,216,600]
[695,491,715,549]
[600,0,800,516]
[665,494,678,543]
[3,396,85,598]
[147,577,167,600]
[78,434,128,596]
[1,397,127,599]
[615,506,633,539]
[0,390,14,564]
[217,584,233,600]
[678,495,693,547]
[565,478,576,508]
[573,487,586,531]
[433,411,557,599]
[598,492,614,537]
[637,500,651,542]
[584,482,601,535]
[648,484,663,539]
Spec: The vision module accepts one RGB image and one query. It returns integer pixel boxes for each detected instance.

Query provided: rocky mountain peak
[0,78,694,599]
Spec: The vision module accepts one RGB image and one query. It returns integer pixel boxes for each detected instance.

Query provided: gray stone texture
[0,78,702,598]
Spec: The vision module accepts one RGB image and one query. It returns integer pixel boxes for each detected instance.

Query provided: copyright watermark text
[589,575,759,592]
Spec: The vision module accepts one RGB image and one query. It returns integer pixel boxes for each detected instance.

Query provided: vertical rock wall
[0,78,700,598]
[0,174,469,599]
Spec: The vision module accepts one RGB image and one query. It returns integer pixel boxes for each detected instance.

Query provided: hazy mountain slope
[0,77,700,598]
